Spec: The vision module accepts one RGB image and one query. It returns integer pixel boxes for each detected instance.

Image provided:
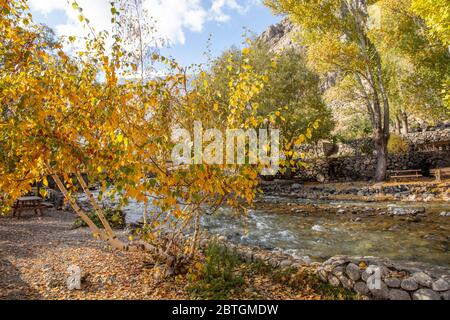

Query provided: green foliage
[388,134,409,154]
[188,241,244,300]
[73,207,126,230]
[411,0,450,47]
[207,42,334,175]
[374,0,450,123]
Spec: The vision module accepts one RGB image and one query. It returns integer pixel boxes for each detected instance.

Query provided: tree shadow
[0,255,41,300]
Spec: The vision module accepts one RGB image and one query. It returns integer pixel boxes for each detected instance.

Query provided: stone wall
[211,236,450,300]
[297,150,450,182]
[317,256,450,300]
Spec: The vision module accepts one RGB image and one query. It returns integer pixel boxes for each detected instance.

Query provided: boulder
[389,289,411,300]
[412,289,441,300]
[401,277,419,291]
[412,272,433,288]
[354,281,369,295]
[432,279,449,292]
[345,263,361,281]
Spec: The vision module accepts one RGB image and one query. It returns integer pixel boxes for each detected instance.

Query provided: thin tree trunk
[75,171,115,238]
[374,130,389,182]
[401,111,409,134]
[45,166,177,268]
[395,114,401,134]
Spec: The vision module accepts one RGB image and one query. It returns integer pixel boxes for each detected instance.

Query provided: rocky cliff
[258,18,301,52]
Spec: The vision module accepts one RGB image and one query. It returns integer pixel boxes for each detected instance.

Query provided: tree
[411,0,450,114]
[374,0,450,132]
[411,0,450,47]
[118,0,161,81]
[265,0,393,181]
[207,42,333,178]
[0,0,268,274]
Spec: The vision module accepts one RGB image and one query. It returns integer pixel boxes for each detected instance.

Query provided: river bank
[260,179,450,203]
[0,209,350,300]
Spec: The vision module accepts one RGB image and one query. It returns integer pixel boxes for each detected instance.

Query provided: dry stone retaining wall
[208,237,450,300]
[317,256,450,300]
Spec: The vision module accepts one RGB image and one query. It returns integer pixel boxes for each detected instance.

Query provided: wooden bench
[12,196,44,218]
[431,167,450,181]
[390,169,423,181]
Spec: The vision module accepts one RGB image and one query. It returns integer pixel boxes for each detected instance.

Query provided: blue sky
[28,0,281,67]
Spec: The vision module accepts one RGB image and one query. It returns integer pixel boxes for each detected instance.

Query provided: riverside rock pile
[317,256,450,300]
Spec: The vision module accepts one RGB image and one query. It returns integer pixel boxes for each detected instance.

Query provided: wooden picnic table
[389,169,423,181]
[431,167,450,181]
[12,196,44,218]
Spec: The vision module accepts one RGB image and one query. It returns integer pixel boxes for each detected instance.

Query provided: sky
[28,0,281,67]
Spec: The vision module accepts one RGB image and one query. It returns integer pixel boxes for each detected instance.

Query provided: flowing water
[84,193,450,267]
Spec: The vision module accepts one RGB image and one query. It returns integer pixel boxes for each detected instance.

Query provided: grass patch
[188,241,244,300]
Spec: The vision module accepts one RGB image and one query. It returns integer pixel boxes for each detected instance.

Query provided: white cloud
[29,0,254,46]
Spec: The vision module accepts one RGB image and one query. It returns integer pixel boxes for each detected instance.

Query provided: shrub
[388,134,409,154]
[188,241,244,299]
[73,207,126,230]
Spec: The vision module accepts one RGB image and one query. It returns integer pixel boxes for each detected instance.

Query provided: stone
[389,289,411,300]
[328,274,341,287]
[432,279,449,292]
[279,260,292,268]
[332,266,345,277]
[354,281,369,295]
[345,263,361,281]
[412,272,433,288]
[370,281,390,300]
[384,277,401,288]
[66,265,82,291]
[291,183,302,190]
[412,289,441,300]
[318,269,328,282]
[338,275,354,290]
[441,290,450,300]
[401,277,419,291]
[361,270,370,282]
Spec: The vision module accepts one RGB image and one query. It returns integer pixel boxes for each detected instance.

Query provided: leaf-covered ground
[0,209,355,300]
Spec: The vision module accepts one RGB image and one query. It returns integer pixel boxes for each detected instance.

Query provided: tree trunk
[395,115,401,134]
[374,130,389,182]
[401,111,409,134]
[45,165,179,271]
